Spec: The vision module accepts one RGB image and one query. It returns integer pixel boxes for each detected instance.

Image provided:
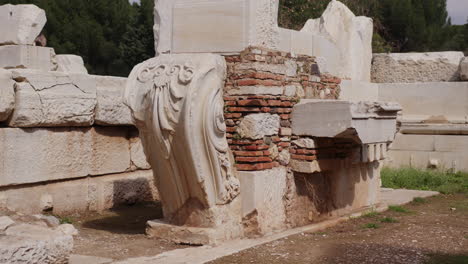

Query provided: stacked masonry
[0,4,157,215]
[224,47,341,171]
[373,52,468,172]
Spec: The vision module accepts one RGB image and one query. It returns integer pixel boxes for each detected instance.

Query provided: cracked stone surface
[8,70,97,127]
[0,224,73,264]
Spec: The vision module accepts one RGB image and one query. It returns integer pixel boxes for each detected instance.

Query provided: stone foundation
[0,45,158,215]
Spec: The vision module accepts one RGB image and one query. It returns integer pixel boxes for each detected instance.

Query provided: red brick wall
[223,47,342,171]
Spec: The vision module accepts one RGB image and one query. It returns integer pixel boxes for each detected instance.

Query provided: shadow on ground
[80,202,163,235]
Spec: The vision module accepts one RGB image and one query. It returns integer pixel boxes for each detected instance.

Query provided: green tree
[0,0,154,77]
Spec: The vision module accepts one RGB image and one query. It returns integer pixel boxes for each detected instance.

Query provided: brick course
[223,46,341,171]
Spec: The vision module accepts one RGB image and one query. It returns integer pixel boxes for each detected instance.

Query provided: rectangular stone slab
[93,75,133,126]
[172,1,247,53]
[0,45,56,71]
[8,70,97,127]
[0,127,131,187]
[291,99,399,144]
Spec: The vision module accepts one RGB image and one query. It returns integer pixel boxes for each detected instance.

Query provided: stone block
[8,70,97,127]
[301,0,373,81]
[238,167,287,235]
[433,135,468,152]
[0,127,131,187]
[0,4,46,45]
[460,57,468,81]
[0,69,14,122]
[379,82,468,124]
[0,45,56,71]
[292,100,352,138]
[237,113,280,140]
[0,170,156,214]
[372,52,464,83]
[292,100,400,144]
[399,123,468,135]
[56,55,88,74]
[1,224,73,264]
[390,133,435,151]
[130,134,151,170]
[154,0,279,54]
[339,80,379,102]
[94,75,133,126]
[387,149,468,172]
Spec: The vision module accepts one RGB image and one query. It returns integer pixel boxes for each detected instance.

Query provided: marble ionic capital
[124,54,240,227]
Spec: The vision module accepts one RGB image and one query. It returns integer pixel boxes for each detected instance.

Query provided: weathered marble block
[0,45,57,71]
[379,82,468,124]
[94,75,133,126]
[56,55,88,74]
[291,100,401,144]
[0,4,47,45]
[372,52,465,83]
[300,0,373,81]
[8,70,97,127]
[0,224,73,264]
[0,127,131,187]
[154,0,279,54]
[0,69,14,122]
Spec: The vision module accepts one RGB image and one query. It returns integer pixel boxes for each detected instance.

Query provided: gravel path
[210,194,468,264]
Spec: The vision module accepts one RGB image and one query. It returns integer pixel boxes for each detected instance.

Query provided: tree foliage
[0,0,154,77]
[279,0,467,54]
[0,0,465,76]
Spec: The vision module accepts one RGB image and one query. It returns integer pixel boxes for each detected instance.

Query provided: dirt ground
[70,202,187,261]
[210,194,468,264]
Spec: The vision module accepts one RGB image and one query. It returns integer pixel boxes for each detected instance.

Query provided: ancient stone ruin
[2,0,466,262]
[123,0,400,244]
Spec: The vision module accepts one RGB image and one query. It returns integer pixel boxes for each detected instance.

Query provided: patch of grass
[59,217,73,224]
[388,205,411,213]
[412,197,427,204]
[362,211,380,218]
[363,223,379,229]
[381,167,468,194]
[380,217,398,223]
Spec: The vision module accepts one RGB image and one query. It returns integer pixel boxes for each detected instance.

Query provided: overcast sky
[131,0,467,25]
[447,0,468,25]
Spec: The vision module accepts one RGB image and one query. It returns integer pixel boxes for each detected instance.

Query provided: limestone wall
[378,82,468,171]
[372,52,466,83]
[0,70,157,214]
[0,4,157,214]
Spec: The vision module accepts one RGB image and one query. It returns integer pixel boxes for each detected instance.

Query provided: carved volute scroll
[124,54,240,226]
